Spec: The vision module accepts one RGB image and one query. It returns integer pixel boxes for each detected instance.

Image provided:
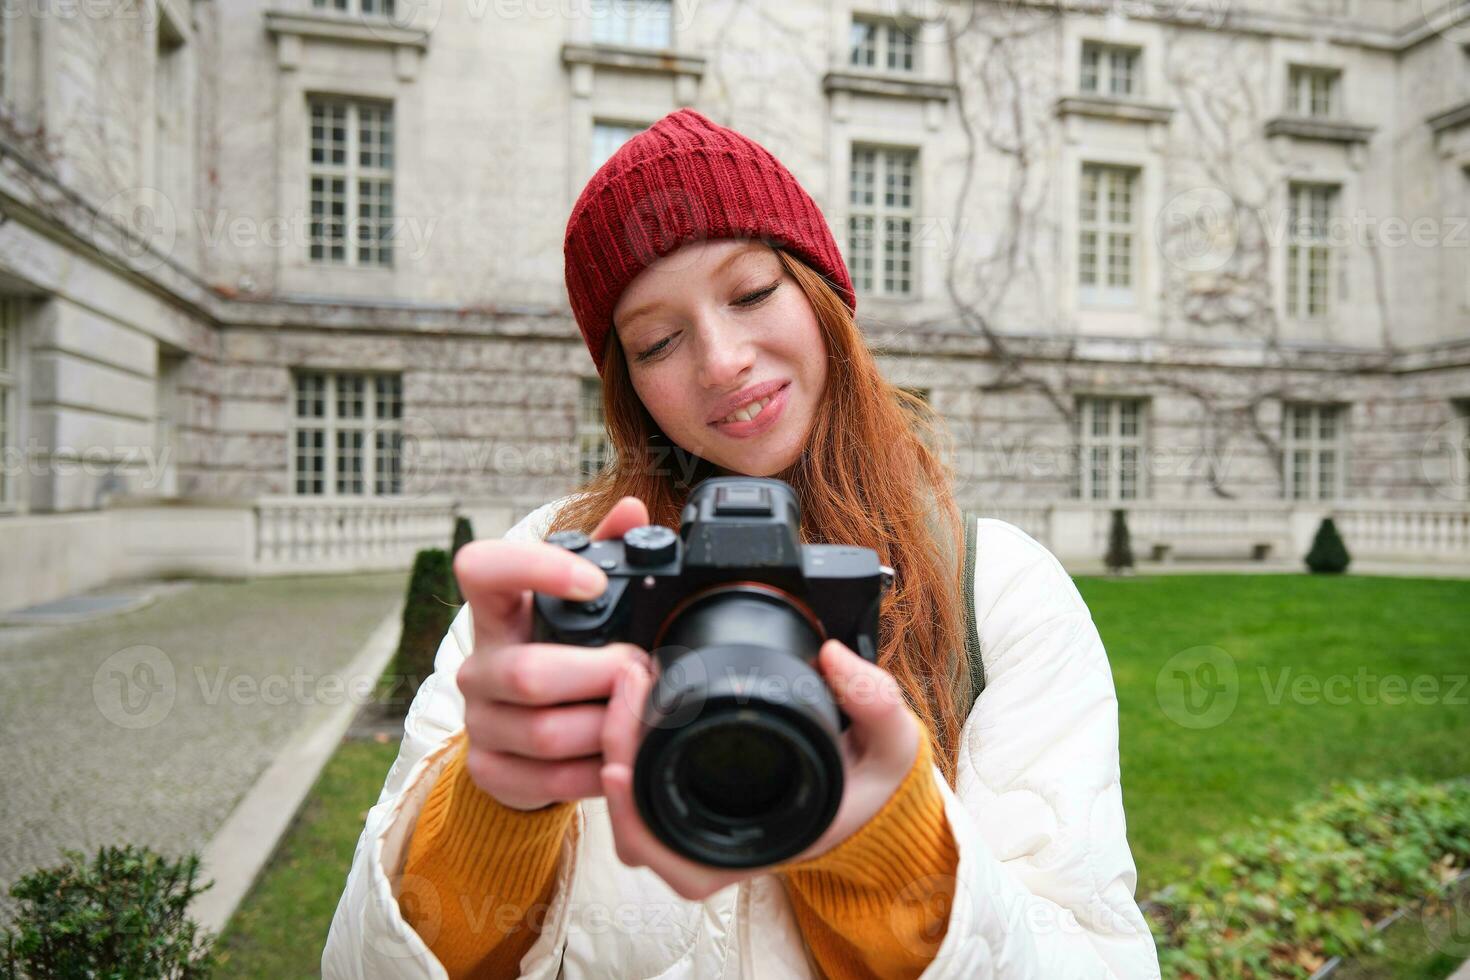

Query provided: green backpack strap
[961,510,986,712]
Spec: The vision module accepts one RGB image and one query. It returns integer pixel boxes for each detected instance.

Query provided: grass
[1079,574,1470,900]
[214,573,1470,975]
[210,738,398,979]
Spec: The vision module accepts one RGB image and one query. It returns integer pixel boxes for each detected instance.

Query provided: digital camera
[532,476,892,868]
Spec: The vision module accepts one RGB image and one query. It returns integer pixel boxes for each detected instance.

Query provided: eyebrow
[616,243,773,334]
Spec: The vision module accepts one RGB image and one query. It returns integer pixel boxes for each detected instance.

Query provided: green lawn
[1084,574,1470,899]
[211,739,398,979]
[214,574,1470,974]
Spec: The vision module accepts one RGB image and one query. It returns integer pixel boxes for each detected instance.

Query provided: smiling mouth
[718,393,776,425]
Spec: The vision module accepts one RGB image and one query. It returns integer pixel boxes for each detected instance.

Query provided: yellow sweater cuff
[399,731,576,978]
[775,726,958,978]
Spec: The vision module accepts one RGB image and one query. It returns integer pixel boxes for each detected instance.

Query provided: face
[611,239,828,478]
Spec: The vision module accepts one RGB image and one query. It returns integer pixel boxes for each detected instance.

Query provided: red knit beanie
[563,108,856,375]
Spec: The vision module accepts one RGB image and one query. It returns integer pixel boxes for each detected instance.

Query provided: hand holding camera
[452,496,655,812]
[534,477,923,881]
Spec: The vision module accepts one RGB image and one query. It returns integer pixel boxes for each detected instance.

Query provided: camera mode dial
[625,524,677,566]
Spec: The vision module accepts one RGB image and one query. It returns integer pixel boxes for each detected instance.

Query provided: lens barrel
[631,586,845,868]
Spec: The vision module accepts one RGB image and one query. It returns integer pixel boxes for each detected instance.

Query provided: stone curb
[187,599,405,936]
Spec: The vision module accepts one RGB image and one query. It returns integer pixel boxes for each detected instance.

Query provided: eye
[736,282,779,306]
[635,335,673,363]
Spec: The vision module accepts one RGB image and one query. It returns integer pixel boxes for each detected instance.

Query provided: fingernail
[571,562,607,600]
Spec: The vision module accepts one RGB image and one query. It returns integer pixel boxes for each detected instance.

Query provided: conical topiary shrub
[1304,516,1351,574]
[1105,508,1134,574]
[385,548,456,709]
[448,516,474,605]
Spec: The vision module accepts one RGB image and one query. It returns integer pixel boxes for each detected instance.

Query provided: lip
[708,382,790,439]
[705,379,791,426]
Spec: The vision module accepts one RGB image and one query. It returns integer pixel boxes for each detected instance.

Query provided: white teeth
[721,395,772,425]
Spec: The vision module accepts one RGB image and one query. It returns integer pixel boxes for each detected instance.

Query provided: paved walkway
[0,571,407,924]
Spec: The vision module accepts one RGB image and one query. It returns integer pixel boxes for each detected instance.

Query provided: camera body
[531,476,891,868]
[532,478,886,662]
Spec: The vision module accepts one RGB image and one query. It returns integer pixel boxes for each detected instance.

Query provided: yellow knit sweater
[399,724,958,978]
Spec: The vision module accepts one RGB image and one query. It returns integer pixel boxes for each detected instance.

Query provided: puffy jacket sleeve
[915,518,1161,979]
[322,498,582,980]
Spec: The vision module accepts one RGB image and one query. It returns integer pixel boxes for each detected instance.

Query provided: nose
[695,317,755,391]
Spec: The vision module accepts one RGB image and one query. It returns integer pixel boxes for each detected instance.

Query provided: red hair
[549,248,971,786]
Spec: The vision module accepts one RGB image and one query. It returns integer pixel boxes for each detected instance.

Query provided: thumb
[817,639,912,736]
[591,496,651,542]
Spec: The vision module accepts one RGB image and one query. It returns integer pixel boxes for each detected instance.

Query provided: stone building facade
[1,0,1468,612]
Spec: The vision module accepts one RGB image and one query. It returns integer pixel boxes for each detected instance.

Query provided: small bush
[1105,508,1135,573]
[448,516,475,605]
[1146,777,1470,978]
[1,845,215,979]
[1305,517,1351,574]
[382,548,456,709]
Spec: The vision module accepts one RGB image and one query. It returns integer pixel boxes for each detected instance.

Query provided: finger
[601,760,744,900]
[601,658,653,770]
[466,700,607,761]
[818,639,915,753]
[599,761,649,868]
[454,540,608,648]
[460,641,647,706]
[465,747,604,809]
[591,496,652,542]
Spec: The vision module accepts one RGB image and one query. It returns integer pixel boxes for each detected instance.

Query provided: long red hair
[549,247,971,786]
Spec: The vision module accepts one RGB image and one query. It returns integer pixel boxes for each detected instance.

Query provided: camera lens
[632,584,845,868]
[680,720,795,820]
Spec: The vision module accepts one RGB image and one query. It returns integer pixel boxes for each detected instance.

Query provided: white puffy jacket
[323,498,1162,979]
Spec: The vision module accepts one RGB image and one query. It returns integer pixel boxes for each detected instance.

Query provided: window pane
[1318,449,1335,499]
[375,430,402,494]
[338,375,365,419]
[1080,45,1099,92]
[848,215,874,293]
[849,21,876,67]
[849,148,876,207]
[1120,446,1138,498]
[296,374,326,418]
[296,429,325,495]
[375,375,402,420]
[336,430,364,494]
[1090,446,1110,499]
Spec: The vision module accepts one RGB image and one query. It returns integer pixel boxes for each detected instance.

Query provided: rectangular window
[589,0,672,48]
[313,0,397,15]
[1078,163,1138,305]
[0,301,15,507]
[1287,65,1339,118]
[309,97,394,267]
[579,378,611,480]
[1282,402,1346,500]
[849,17,916,73]
[591,121,643,172]
[1286,182,1336,319]
[1074,397,1147,501]
[292,372,403,496]
[847,146,917,298]
[1080,42,1141,97]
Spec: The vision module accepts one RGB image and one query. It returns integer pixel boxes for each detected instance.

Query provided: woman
[324,108,1161,979]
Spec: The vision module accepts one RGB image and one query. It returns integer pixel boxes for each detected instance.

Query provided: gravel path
[0,571,407,921]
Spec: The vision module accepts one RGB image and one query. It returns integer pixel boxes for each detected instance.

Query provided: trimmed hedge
[1,845,215,979]
[1146,777,1470,978]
